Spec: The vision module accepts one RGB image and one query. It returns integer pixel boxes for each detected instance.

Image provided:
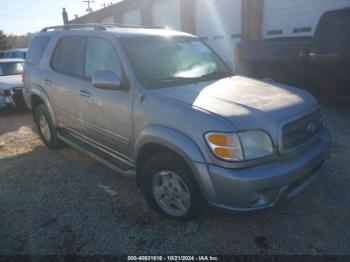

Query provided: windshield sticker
[191,41,211,55]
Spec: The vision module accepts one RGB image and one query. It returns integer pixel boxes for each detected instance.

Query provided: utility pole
[83,0,94,13]
[62,8,68,25]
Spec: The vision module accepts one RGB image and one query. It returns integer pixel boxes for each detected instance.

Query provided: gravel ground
[0,97,349,255]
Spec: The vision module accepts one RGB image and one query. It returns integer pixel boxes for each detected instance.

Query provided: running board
[57,130,136,177]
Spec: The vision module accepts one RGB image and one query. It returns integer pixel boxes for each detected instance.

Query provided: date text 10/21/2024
[127,256,220,261]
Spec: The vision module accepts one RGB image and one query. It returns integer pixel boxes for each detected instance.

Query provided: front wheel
[140,152,204,221]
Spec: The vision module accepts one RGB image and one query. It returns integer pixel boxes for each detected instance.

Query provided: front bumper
[0,95,13,109]
[0,89,26,110]
[195,129,331,212]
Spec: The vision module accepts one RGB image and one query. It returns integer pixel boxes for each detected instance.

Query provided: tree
[0,30,11,51]
[7,33,33,49]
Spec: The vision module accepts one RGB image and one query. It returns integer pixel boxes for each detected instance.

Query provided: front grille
[4,89,11,96]
[282,110,323,151]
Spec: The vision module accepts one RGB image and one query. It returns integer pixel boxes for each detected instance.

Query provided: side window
[312,12,350,55]
[85,37,123,79]
[51,36,86,78]
[27,36,50,65]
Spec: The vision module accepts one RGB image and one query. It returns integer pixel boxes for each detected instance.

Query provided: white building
[70,0,350,66]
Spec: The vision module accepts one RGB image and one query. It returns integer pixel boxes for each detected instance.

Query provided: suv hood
[0,75,23,90]
[154,76,319,138]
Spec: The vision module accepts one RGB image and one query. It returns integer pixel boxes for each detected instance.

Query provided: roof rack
[41,24,106,32]
[40,23,168,33]
[102,23,142,29]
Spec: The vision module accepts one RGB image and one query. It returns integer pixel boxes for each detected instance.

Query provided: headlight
[238,130,273,160]
[205,131,273,162]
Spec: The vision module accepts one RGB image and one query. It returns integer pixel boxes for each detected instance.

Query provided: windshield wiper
[197,71,232,80]
[149,76,197,83]
[148,71,232,87]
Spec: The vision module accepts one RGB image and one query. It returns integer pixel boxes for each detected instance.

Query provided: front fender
[134,125,218,203]
[29,86,57,126]
[134,125,205,164]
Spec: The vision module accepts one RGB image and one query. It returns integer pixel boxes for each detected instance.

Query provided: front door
[80,36,134,157]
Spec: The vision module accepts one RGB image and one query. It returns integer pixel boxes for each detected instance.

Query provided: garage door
[101,16,115,24]
[263,0,350,38]
[122,9,142,25]
[195,0,241,68]
[151,0,181,30]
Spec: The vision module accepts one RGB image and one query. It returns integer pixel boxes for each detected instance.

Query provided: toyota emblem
[307,122,317,134]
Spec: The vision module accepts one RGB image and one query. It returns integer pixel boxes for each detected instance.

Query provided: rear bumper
[194,129,331,212]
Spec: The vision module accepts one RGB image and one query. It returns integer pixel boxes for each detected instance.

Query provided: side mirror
[92,70,126,90]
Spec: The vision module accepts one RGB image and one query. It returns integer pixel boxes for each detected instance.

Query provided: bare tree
[0,30,11,51]
[7,33,33,49]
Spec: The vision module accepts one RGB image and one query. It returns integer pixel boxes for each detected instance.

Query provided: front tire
[140,152,204,221]
[34,104,63,149]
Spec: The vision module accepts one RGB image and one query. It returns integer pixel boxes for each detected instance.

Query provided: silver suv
[23,24,331,220]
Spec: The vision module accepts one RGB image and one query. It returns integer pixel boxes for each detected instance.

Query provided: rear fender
[30,86,57,126]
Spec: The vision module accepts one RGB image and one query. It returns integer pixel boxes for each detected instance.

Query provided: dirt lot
[0,97,349,255]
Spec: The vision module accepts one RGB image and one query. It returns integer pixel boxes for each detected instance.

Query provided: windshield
[0,62,24,76]
[122,36,232,89]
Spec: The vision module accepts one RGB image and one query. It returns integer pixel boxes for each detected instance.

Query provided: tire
[34,104,63,149]
[140,152,204,221]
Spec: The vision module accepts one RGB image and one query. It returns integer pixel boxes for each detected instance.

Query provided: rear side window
[27,36,51,65]
[51,36,86,78]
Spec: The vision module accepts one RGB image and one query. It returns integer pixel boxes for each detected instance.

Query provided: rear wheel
[140,152,204,221]
[34,104,63,149]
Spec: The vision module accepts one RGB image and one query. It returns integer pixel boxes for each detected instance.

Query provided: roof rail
[105,23,167,30]
[102,23,142,29]
[40,23,169,33]
[41,24,106,32]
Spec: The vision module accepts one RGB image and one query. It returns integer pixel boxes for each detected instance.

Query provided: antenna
[83,0,94,13]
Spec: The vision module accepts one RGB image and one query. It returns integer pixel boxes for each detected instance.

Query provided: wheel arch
[134,125,206,187]
[30,88,57,126]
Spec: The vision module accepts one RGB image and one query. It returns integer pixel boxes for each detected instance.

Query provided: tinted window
[27,36,50,65]
[85,37,123,79]
[312,11,350,55]
[51,36,86,77]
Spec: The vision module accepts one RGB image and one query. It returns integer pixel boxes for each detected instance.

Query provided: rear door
[48,35,88,132]
[308,10,350,95]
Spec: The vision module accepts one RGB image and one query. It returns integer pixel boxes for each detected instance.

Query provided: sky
[0,0,120,35]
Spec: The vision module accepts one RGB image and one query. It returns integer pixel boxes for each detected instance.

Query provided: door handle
[44,79,52,85]
[80,90,91,97]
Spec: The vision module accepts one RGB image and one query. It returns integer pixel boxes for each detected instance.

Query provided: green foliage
[0,30,11,51]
